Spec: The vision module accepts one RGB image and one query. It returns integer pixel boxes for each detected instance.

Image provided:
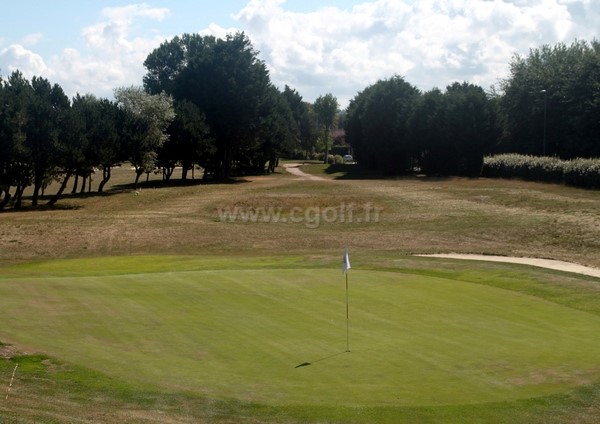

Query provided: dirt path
[418,254,600,279]
[283,163,328,181]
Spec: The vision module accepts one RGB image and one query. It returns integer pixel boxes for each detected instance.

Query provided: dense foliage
[1,36,599,209]
[499,40,600,158]
[0,71,173,209]
[345,78,498,176]
[0,33,312,209]
[483,154,600,189]
[143,32,305,179]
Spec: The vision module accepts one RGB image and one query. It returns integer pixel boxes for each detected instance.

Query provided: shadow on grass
[325,164,459,183]
[295,351,349,368]
[1,177,255,213]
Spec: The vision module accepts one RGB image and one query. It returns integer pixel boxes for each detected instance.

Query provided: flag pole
[345,270,350,352]
[342,249,351,353]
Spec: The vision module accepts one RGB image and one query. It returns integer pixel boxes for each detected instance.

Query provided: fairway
[2,257,600,409]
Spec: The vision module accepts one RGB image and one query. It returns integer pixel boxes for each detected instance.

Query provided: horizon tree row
[345,78,499,176]
[345,39,599,176]
[0,32,324,209]
[143,32,324,179]
[499,39,600,158]
[2,36,598,208]
[0,71,179,209]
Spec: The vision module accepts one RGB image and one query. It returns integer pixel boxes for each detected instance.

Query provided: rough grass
[2,163,600,267]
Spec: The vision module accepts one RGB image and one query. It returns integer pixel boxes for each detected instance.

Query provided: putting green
[1,263,600,407]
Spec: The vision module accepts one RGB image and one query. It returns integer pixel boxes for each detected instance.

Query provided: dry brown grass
[1,164,600,268]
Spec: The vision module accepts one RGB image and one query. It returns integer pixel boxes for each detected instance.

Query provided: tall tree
[443,82,498,176]
[314,93,339,163]
[144,32,275,179]
[0,72,34,208]
[114,86,174,188]
[282,85,314,158]
[411,88,448,174]
[252,85,296,173]
[26,77,70,206]
[46,94,86,206]
[500,40,600,158]
[345,76,420,173]
[159,100,213,180]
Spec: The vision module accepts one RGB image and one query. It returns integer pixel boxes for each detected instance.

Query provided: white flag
[342,249,351,274]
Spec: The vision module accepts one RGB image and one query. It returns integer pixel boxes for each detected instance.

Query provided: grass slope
[2,256,600,422]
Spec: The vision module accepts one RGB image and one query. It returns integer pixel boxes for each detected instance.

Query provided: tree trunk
[0,187,11,210]
[32,180,41,207]
[47,171,73,206]
[98,165,111,193]
[14,184,25,209]
[80,176,87,194]
[134,170,143,190]
[71,174,79,194]
[164,166,174,181]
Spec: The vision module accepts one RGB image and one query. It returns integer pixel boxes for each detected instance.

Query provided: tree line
[1,33,333,209]
[1,35,599,209]
[345,39,600,176]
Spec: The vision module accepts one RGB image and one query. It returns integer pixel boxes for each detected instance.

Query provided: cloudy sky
[0,0,597,108]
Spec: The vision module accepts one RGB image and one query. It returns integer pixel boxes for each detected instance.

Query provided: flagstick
[345,270,350,352]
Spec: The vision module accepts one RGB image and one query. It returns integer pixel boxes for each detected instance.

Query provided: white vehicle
[343,154,354,163]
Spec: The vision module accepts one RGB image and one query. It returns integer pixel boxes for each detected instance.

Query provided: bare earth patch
[283,163,328,181]
[0,343,20,359]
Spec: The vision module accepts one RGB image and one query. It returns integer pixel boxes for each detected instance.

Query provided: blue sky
[1,0,597,108]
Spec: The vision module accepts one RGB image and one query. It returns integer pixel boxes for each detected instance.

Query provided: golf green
[1,264,600,407]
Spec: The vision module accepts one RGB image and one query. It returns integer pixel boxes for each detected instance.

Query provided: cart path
[417,254,600,279]
[283,163,328,181]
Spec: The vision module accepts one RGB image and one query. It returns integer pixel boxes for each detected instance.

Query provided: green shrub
[326,154,344,165]
[563,158,600,189]
[483,154,600,189]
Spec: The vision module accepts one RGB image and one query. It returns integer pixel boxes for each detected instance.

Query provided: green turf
[2,257,600,414]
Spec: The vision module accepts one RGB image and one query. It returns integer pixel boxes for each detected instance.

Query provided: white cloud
[199,23,241,39]
[0,4,170,98]
[0,44,49,78]
[50,4,171,98]
[234,0,597,107]
[1,1,596,108]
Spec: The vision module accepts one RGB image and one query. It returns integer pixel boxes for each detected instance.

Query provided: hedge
[482,154,600,189]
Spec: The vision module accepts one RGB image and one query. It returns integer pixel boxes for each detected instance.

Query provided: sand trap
[417,254,600,279]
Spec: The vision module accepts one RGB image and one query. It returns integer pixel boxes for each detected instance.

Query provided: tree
[46,94,86,206]
[499,40,600,158]
[345,76,420,174]
[313,93,339,163]
[159,100,213,180]
[0,72,38,208]
[144,32,274,179]
[68,94,125,194]
[442,82,499,176]
[411,88,448,174]
[251,86,296,173]
[282,85,315,158]
[114,86,174,188]
[25,77,70,207]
